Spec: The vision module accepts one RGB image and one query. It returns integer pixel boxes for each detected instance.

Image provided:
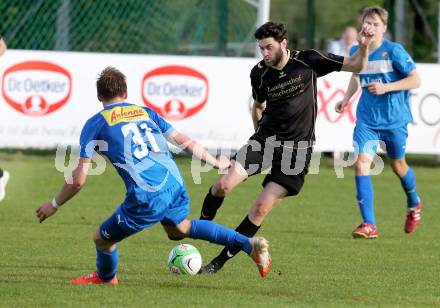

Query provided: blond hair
[362,6,388,25]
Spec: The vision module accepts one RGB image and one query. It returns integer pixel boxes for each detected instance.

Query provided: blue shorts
[353,123,408,159]
[99,185,190,242]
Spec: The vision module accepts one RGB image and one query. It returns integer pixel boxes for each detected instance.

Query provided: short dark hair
[254,21,287,42]
[96,67,127,101]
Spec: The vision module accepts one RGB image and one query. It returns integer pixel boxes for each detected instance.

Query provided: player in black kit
[199,21,375,274]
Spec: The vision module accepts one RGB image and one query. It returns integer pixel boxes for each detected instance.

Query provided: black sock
[212,215,260,268]
[199,186,224,220]
[0,169,3,178]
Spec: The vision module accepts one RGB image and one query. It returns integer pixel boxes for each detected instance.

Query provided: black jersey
[250,49,344,145]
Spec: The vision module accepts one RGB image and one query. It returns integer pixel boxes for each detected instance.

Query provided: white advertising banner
[0,50,255,150]
[0,50,439,154]
[315,65,440,154]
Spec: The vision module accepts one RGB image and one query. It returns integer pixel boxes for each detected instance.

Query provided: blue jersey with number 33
[79,102,184,204]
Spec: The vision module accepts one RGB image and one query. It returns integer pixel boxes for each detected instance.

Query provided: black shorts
[232,137,313,196]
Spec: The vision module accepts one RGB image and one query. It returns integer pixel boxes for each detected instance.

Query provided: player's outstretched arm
[167,131,231,170]
[251,100,266,131]
[335,74,360,113]
[36,157,91,223]
[341,25,375,73]
[367,69,421,95]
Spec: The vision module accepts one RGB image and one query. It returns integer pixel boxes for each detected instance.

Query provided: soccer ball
[167,244,202,275]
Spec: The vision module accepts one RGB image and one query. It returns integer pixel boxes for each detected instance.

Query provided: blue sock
[355,175,375,225]
[96,247,118,281]
[190,220,252,254]
[400,168,419,208]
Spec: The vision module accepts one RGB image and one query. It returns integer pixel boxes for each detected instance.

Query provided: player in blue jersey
[35,67,271,284]
[335,6,422,239]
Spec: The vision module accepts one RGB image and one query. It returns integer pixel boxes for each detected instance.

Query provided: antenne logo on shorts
[2,61,72,116]
[101,105,149,126]
[141,65,209,120]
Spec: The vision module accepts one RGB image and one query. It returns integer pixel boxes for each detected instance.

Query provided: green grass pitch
[0,151,439,307]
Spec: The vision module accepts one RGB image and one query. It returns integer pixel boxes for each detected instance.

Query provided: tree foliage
[270,0,438,62]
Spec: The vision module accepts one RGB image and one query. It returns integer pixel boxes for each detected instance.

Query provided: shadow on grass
[404,154,440,167]
[0,148,56,157]
[0,263,79,271]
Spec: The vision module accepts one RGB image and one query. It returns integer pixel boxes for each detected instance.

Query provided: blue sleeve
[145,108,174,134]
[391,44,416,76]
[79,115,103,158]
[348,45,359,57]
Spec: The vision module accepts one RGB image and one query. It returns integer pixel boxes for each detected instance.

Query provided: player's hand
[357,23,375,47]
[335,100,348,113]
[367,82,388,95]
[36,202,57,223]
[216,155,231,171]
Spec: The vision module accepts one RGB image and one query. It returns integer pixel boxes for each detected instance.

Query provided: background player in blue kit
[335,6,422,239]
[35,67,271,284]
